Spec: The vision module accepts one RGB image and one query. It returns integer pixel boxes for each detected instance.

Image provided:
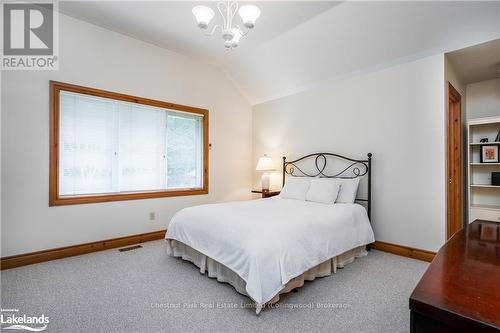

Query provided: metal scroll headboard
[282,153,372,220]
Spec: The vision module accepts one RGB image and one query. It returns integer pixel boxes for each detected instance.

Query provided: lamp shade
[231,28,243,46]
[192,5,215,29]
[256,155,274,171]
[238,5,261,29]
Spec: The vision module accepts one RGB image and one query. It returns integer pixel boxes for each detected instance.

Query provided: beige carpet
[1,240,428,332]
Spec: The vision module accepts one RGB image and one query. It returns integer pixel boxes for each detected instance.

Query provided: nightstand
[251,190,280,198]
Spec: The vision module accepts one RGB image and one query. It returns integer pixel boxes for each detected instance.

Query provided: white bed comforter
[165,198,375,312]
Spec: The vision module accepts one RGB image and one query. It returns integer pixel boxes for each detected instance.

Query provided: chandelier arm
[204,25,221,37]
[235,25,249,37]
[228,1,238,30]
[217,1,227,30]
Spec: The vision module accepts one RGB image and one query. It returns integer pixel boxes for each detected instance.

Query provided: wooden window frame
[49,81,209,206]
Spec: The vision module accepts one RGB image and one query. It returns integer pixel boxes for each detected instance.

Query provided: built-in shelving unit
[470,184,500,189]
[467,116,500,223]
[471,203,500,209]
[470,163,500,166]
[469,142,499,146]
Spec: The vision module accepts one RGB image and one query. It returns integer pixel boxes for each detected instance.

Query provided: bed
[165,152,375,314]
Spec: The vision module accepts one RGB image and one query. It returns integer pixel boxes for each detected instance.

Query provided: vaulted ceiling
[59,1,338,66]
[61,1,500,105]
[447,39,500,85]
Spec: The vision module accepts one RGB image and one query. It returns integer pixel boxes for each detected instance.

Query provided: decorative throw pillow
[334,178,360,203]
[280,177,312,200]
[306,178,341,204]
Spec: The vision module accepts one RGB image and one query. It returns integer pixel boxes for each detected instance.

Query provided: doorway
[446,82,463,239]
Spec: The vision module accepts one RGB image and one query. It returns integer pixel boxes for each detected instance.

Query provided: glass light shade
[231,28,243,47]
[238,5,261,29]
[192,5,215,29]
[256,155,274,171]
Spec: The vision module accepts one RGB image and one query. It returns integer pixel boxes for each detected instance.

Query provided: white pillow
[306,178,341,204]
[280,177,312,200]
[335,178,360,203]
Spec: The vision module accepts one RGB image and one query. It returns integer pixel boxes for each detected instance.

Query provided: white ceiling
[446,39,500,85]
[59,1,339,66]
[60,1,500,105]
[222,1,500,104]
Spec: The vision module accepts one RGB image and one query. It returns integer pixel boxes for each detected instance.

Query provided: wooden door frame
[446,82,463,239]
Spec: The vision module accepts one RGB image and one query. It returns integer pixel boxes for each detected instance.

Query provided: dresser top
[410,220,500,332]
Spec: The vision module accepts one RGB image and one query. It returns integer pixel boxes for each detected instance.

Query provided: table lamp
[256,154,275,191]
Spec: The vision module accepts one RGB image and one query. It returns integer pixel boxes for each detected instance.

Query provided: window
[50,81,208,206]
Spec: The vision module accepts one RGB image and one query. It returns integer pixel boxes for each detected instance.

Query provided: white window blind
[59,91,203,196]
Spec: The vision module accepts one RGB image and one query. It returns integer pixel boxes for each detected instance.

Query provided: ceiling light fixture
[192,1,261,50]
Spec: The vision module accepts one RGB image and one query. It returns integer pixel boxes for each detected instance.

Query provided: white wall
[253,54,446,252]
[1,14,252,257]
[466,79,500,120]
[445,57,466,105]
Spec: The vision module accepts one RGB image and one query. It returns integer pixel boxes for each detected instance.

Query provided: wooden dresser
[410,220,500,333]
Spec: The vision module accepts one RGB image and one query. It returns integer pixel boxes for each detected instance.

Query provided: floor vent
[118,245,143,252]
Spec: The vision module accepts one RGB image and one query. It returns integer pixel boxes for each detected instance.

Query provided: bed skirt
[165,239,368,313]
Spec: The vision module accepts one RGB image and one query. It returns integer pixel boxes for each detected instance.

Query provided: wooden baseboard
[0,230,166,270]
[372,241,436,262]
[1,232,433,269]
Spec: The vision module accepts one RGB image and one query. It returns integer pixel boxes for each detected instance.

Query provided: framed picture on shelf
[480,144,499,163]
